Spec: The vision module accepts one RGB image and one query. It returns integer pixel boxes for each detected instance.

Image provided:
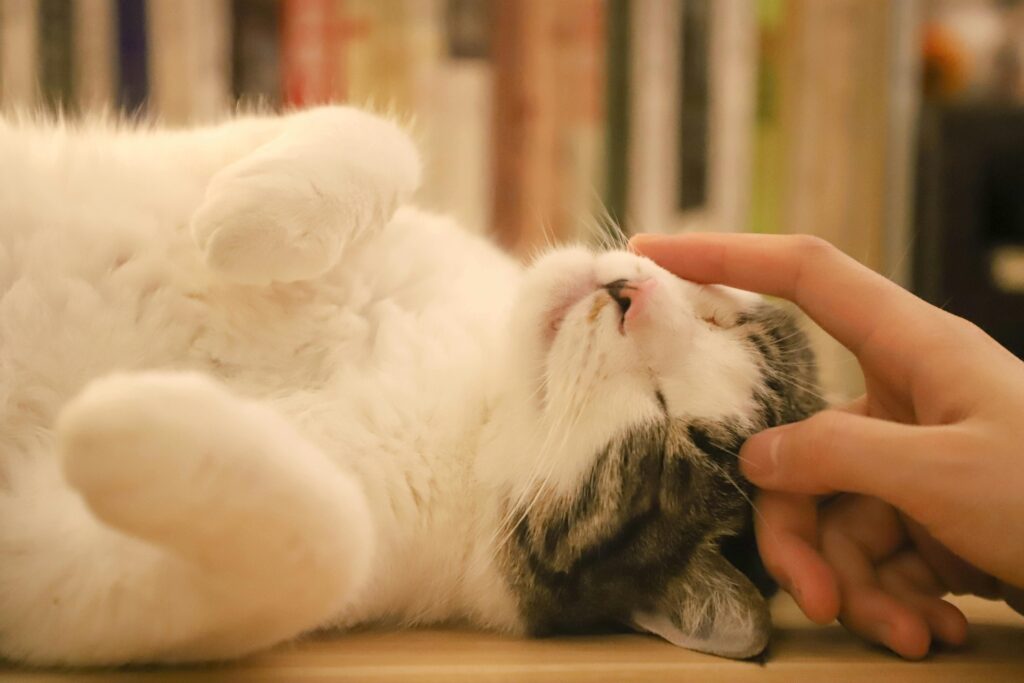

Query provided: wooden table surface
[2,595,1022,682]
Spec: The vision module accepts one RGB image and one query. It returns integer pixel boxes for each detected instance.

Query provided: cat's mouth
[543,277,656,347]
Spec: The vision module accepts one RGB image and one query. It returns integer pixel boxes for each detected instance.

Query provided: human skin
[631,232,1024,659]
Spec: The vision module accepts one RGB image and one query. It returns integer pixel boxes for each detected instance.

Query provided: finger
[1004,584,1024,616]
[817,506,932,658]
[817,497,965,654]
[818,495,905,564]
[630,232,943,374]
[740,409,951,508]
[754,491,839,624]
[902,517,1001,599]
[838,581,933,659]
[877,550,968,647]
[834,394,869,416]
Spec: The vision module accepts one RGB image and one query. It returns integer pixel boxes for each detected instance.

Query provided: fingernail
[628,234,656,249]
[740,431,782,481]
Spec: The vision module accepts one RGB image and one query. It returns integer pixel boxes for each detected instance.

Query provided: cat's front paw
[191,162,354,285]
[191,109,421,286]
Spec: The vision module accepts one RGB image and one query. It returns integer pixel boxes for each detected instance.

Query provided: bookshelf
[0,0,931,277]
[4,1,1022,390]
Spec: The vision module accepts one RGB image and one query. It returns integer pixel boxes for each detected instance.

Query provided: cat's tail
[0,371,374,665]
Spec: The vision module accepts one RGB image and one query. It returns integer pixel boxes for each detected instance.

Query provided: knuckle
[817,520,847,555]
[803,410,845,456]
[955,316,988,342]
[791,234,838,262]
[781,411,848,485]
[934,308,986,343]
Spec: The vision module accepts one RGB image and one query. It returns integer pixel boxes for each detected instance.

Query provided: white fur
[0,107,765,664]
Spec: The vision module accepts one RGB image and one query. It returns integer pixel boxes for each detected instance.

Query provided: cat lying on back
[0,107,823,665]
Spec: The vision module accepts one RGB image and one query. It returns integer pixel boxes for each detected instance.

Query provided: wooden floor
[2,596,1022,682]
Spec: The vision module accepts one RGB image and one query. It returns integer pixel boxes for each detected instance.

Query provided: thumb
[739,410,947,506]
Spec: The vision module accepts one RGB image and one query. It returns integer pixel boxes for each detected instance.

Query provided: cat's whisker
[577,214,606,252]
[491,383,571,531]
[493,365,593,554]
[699,444,784,550]
[590,189,628,250]
[767,370,832,405]
[511,389,585,515]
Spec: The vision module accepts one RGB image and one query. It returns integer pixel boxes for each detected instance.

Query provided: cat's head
[479,246,824,659]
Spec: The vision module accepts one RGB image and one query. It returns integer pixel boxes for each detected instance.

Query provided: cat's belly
[0,204,523,632]
[0,211,513,418]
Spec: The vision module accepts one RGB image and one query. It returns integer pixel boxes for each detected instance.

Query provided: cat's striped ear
[691,283,760,329]
[630,548,771,659]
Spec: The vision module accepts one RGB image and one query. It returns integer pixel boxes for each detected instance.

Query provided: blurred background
[1,0,1022,396]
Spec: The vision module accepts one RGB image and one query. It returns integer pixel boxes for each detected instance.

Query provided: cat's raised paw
[190,163,356,285]
[190,110,421,286]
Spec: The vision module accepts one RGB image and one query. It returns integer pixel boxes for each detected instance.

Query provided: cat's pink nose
[603,278,657,328]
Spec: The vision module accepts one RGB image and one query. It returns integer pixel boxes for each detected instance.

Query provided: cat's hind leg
[0,372,372,665]
[190,106,421,285]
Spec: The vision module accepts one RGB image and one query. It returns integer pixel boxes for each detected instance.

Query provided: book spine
[626,0,680,234]
[231,0,282,110]
[73,0,116,112]
[148,0,230,124]
[145,0,185,121]
[678,0,711,216]
[603,0,630,232]
[555,0,607,241]
[188,0,231,122]
[418,0,490,234]
[748,0,785,234]
[883,0,923,288]
[115,0,147,114]
[0,0,40,109]
[491,0,561,255]
[707,0,757,233]
[342,0,381,110]
[281,0,343,107]
[37,0,73,112]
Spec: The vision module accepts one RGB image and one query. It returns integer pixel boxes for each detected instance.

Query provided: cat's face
[481,247,824,659]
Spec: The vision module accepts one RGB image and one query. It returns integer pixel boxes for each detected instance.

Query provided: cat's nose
[603,279,633,315]
[603,278,658,327]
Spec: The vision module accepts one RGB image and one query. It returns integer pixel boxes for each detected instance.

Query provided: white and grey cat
[0,106,823,666]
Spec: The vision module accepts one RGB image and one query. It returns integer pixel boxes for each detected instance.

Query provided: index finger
[630,233,940,360]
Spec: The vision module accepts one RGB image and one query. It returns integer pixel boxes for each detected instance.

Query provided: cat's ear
[630,548,771,659]
[691,284,760,328]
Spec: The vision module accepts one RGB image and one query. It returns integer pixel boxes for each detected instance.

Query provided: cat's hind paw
[56,371,374,591]
[57,372,253,536]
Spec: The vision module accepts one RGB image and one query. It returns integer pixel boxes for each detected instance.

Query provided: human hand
[631,232,1024,658]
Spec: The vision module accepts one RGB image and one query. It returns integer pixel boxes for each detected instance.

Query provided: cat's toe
[190,169,347,285]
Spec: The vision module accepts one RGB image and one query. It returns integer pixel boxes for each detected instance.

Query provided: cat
[0,106,824,666]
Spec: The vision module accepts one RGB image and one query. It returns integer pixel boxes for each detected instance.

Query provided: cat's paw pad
[57,372,238,533]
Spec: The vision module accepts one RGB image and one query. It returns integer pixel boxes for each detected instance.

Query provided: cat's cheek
[632,302,696,374]
[515,249,595,332]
